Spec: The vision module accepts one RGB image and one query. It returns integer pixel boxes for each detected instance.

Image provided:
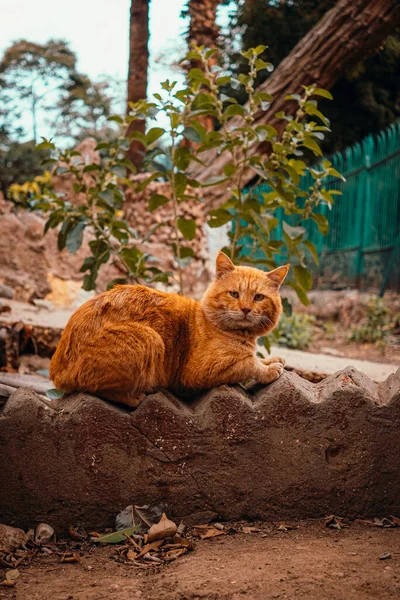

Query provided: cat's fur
[50,252,289,406]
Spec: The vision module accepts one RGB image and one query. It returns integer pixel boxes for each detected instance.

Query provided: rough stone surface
[0,366,399,531]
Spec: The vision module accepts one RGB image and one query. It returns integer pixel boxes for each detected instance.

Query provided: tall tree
[127,0,150,169]
[186,0,221,51]
[182,1,222,135]
[190,0,400,204]
[0,40,85,143]
[224,0,400,152]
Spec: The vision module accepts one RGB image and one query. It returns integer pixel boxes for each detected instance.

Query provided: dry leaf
[126,549,137,562]
[193,526,225,540]
[325,515,346,530]
[0,579,16,587]
[164,548,187,562]
[147,513,177,543]
[390,515,400,526]
[242,526,259,534]
[68,525,87,541]
[60,552,80,564]
[5,569,19,582]
[373,518,396,528]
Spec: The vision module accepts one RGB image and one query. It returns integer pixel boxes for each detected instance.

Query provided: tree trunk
[187,0,221,134]
[127,0,150,170]
[187,0,220,49]
[191,0,400,206]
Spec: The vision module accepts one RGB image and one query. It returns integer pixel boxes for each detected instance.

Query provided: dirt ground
[2,522,399,600]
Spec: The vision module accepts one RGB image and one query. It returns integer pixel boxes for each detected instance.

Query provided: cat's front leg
[261,356,285,367]
[253,359,285,384]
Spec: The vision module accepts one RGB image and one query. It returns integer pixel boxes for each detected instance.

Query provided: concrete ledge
[0,366,399,530]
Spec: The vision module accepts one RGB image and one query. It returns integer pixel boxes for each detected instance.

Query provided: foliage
[323,320,337,341]
[0,39,122,145]
[222,2,400,152]
[0,140,49,196]
[261,311,315,351]
[8,138,172,291]
[348,297,393,352]
[10,45,341,313]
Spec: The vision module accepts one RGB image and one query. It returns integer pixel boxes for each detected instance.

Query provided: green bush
[275,313,315,350]
[348,297,392,351]
[9,45,342,308]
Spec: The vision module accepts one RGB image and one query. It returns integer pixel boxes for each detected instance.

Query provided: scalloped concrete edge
[0,366,399,531]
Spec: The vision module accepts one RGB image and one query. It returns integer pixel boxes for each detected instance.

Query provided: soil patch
[2,522,399,600]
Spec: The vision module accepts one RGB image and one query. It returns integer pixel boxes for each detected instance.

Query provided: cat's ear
[266,264,290,289]
[216,251,235,279]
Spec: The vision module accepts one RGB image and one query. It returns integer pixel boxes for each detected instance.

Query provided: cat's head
[201,251,289,336]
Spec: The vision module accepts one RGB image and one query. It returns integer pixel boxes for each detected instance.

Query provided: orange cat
[50,252,289,406]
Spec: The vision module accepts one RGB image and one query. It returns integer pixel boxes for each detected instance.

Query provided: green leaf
[92,526,138,544]
[148,193,170,212]
[255,58,269,71]
[282,221,305,240]
[108,115,123,123]
[177,217,196,241]
[224,104,246,118]
[263,336,271,354]
[44,210,64,234]
[95,141,111,151]
[302,137,323,156]
[254,45,267,55]
[136,172,161,191]
[182,127,201,143]
[293,265,312,292]
[202,176,228,188]
[286,280,310,306]
[173,245,195,259]
[303,240,319,265]
[106,278,128,290]
[208,209,232,228]
[66,220,86,254]
[304,104,330,126]
[311,212,329,235]
[312,88,333,100]
[282,298,292,317]
[175,173,187,196]
[120,247,142,272]
[145,127,165,145]
[36,139,55,151]
[46,388,65,400]
[223,163,235,177]
[83,164,101,173]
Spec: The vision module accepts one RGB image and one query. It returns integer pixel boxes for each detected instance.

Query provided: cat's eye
[254,293,265,301]
[229,291,239,298]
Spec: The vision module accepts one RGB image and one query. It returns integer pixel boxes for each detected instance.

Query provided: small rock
[35,523,54,545]
[0,524,28,552]
[0,284,14,299]
[214,523,225,531]
[379,552,391,561]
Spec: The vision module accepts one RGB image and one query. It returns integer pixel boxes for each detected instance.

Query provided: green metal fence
[251,120,400,293]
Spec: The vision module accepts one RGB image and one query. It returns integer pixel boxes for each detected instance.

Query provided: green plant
[323,320,337,341]
[348,297,392,351]
[9,45,342,306]
[264,312,316,351]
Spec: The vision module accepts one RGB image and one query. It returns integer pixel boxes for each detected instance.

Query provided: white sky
[0,0,230,139]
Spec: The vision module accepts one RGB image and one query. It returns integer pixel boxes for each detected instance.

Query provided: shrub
[8,45,342,316]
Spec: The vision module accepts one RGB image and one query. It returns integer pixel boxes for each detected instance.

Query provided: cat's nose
[241,307,251,315]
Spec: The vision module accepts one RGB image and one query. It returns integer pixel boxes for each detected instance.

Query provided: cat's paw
[258,362,285,384]
[261,356,285,367]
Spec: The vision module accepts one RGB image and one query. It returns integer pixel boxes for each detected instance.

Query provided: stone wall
[1,366,399,531]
